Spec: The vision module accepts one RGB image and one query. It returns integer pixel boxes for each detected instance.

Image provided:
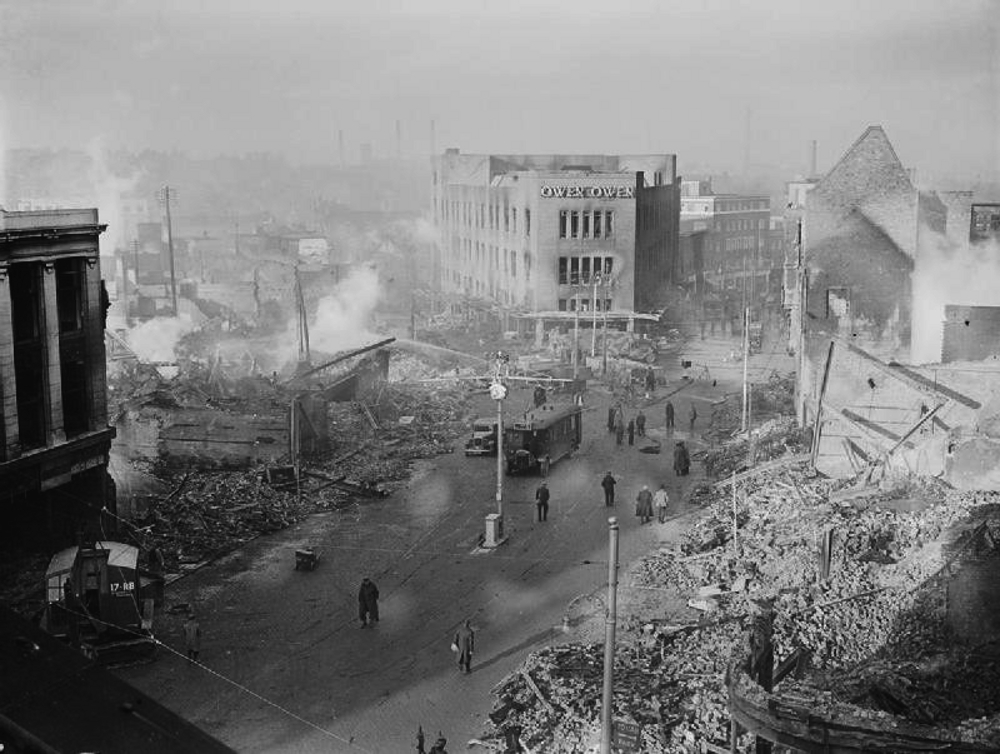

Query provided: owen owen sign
[540,185,634,199]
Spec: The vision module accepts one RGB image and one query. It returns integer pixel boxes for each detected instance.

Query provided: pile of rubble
[705,372,797,441]
[126,467,341,572]
[480,451,1000,752]
[701,417,809,479]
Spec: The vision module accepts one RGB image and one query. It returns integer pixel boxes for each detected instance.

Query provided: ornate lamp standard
[484,351,510,547]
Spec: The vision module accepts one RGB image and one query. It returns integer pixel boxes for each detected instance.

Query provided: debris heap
[480,453,1000,752]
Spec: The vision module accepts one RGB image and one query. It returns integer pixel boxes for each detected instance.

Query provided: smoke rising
[86,140,139,256]
[309,266,382,353]
[911,226,1000,364]
[127,315,198,363]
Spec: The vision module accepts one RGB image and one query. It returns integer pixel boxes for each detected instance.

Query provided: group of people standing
[600,472,671,524]
[609,399,698,446]
[607,403,645,446]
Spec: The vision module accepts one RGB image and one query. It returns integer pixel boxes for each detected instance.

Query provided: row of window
[557,298,613,312]
[450,240,531,282]
[717,218,768,232]
[559,210,615,239]
[449,272,521,306]
[443,199,531,237]
[557,255,614,285]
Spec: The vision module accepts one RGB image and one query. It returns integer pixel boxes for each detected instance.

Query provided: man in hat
[665,400,675,430]
[454,619,475,674]
[183,612,202,664]
[358,577,380,627]
[600,471,617,507]
[635,409,646,437]
[535,482,550,522]
[653,483,670,523]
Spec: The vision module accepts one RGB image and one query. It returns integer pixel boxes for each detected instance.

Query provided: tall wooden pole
[161,186,178,317]
[600,516,620,754]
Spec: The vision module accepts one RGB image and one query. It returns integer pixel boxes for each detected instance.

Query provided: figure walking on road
[454,619,475,674]
[654,483,670,523]
[689,403,698,432]
[674,441,690,477]
[601,471,617,507]
[535,482,550,522]
[635,485,654,525]
[627,418,635,446]
[183,612,201,664]
[665,400,675,430]
[636,410,646,437]
[358,577,380,627]
[615,416,624,447]
[607,406,615,433]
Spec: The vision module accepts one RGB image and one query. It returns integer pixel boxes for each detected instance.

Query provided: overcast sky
[1,0,997,179]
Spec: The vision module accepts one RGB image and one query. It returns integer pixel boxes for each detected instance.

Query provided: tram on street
[504,403,582,475]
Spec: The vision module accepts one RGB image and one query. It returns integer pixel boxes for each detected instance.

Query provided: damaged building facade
[0,209,115,543]
[790,127,1000,488]
[431,151,681,324]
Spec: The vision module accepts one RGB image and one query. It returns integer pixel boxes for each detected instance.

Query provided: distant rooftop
[0,207,101,232]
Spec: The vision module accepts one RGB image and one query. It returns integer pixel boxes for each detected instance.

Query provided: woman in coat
[454,619,475,674]
[635,485,654,524]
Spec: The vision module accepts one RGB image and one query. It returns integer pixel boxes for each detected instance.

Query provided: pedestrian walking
[665,401,675,430]
[453,619,475,674]
[535,482,550,522]
[636,410,646,437]
[646,367,656,394]
[183,612,201,663]
[689,404,698,432]
[653,484,670,523]
[615,418,624,447]
[635,485,654,525]
[601,471,617,507]
[607,406,616,433]
[540,454,551,477]
[358,577,380,627]
[627,418,635,446]
[673,441,690,477]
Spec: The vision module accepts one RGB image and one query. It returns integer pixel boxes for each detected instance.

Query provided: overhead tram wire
[55,606,375,753]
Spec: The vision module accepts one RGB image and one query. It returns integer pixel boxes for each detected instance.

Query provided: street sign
[612,719,641,752]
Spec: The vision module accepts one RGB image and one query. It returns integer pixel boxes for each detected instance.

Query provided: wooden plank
[888,363,981,409]
[711,454,811,489]
[885,402,946,457]
[520,669,555,715]
[810,340,835,469]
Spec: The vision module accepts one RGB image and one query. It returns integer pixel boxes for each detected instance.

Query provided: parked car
[464,417,499,456]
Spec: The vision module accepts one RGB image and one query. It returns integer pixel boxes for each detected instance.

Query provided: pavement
[115,326,791,753]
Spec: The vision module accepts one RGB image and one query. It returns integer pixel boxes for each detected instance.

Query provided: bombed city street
[2,3,1000,753]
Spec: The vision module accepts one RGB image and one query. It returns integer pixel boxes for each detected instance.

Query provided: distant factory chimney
[396,120,402,160]
[430,119,436,156]
[339,130,345,167]
[810,140,817,177]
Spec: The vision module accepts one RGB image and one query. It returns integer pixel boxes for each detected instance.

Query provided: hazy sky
[1,0,997,179]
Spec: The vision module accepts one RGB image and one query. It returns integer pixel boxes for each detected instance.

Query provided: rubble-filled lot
[2,347,476,615]
[478,451,1000,753]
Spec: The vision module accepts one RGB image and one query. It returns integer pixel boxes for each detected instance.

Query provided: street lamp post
[485,351,509,547]
[600,516,620,754]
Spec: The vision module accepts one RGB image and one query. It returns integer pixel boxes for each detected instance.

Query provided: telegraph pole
[573,289,581,379]
[158,186,179,317]
[600,516,620,754]
[591,274,600,357]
